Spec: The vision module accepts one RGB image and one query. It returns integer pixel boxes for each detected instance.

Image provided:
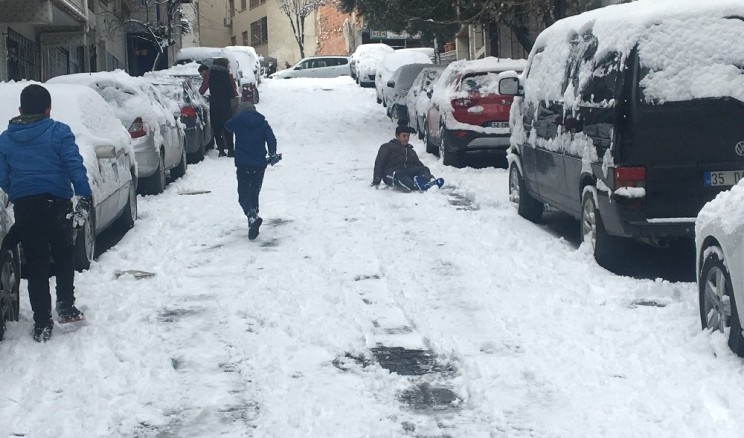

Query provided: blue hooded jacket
[0,117,92,203]
[224,108,277,168]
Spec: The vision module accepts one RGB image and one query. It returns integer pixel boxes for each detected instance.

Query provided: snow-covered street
[2,77,744,437]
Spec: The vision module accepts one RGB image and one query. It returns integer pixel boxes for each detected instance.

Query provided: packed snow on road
[1,77,743,438]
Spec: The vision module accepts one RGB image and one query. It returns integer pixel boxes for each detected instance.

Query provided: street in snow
[0,77,742,438]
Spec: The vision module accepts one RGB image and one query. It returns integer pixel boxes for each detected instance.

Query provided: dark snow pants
[14,195,76,324]
[383,166,433,192]
[212,113,235,156]
[236,166,266,218]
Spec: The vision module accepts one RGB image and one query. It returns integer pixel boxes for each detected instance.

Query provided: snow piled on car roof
[528,0,744,104]
[0,81,134,199]
[47,71,175,137]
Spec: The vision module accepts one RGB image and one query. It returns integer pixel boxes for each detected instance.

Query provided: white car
[375,50,432,106]
[696,180,744,357]
[350,43,394,87]
[0,82,138,270]
[406,65,445,137]
[48,71,186,195]
[270,56,351,79]
[382,63,431,122]
[175,47,242,81]
[224,46,261,103]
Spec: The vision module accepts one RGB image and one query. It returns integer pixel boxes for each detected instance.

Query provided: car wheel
[581,188,622,267]
[253,88,260,104]
[139,149,166,195]
[0,246,20,341]
[700,249,744,356]
[74,206,96,272]
[424,120,436,155]
[439,126,463,168]
[509,163,543,222]
[417,117,424,139]
[171,146,187,180]
[117,174,137,232]
[188,137,206,164]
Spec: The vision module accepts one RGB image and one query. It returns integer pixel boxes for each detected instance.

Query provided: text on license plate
[490,121,509,129]
[705,170,744,187]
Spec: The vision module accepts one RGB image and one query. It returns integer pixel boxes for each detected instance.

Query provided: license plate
[705,170,744,187]
[490,121,509,129]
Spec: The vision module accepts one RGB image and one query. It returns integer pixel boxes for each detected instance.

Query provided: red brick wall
[316,1,358,55]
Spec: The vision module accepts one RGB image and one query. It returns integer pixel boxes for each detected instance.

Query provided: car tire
[417,117,424,140]
[188,137,206,164]
[253,88,260,104]
[74,206,96,272]
[424,120,436,155]
[699,249,744,357]
[581,188,622,267]
[509,163,543,222]
[171,146,187,180]
[0,246,21,341]
[117,174,137,232]
[439,126,463,168]
[139,149,166,195]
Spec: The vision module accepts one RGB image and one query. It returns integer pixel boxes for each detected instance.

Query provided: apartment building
[198,0,355,67]
[0,0,129,82]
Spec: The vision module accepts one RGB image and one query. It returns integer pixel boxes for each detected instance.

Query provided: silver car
[48,72,186,195]
[271,56,351,79]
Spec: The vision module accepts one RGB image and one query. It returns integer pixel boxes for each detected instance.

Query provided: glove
[72,196,92,228]
[267,153,282,166]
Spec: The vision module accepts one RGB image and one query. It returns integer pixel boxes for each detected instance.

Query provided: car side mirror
[387,81,395,88]
[294,66,302,70]
[426,90,433,98]
[498,74,523,96]
[95,145,117,159]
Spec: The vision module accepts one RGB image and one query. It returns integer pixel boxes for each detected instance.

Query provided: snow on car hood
[696,179,744,240]
[0,81,134,200]
[47,71,176,144]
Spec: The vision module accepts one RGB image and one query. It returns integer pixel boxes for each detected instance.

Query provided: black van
[498,6,744,265]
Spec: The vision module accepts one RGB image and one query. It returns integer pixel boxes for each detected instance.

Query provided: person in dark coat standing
[0,84,92,342]
[199,58,238,157]
[372,125,444,191]
[225,102,279,240]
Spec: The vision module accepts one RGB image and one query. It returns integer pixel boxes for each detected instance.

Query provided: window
[250,17,268,45]
[230,36,237,46]
[250,0,266,9]
[241,0,246,10]
[229,0,235,16]
[242,31,249,46]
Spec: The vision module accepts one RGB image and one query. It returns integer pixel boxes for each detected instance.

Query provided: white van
[270,56,351,79]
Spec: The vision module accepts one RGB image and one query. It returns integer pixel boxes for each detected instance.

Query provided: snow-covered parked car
[501,0,744,267]
[374,50,432,107]
[145,69,213,163]
[0,82,138,271]
[383,63,431,123]
[696,180,744,357]
[423,57,526,166]
[270,56,351,79]
[350,43,394,87]
[225,46,261,103]
[48,71,186,195]
[406,65,445,138]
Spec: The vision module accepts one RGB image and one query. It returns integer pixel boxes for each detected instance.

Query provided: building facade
[0,0,129,82]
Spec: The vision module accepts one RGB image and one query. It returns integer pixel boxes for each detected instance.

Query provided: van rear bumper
[599,196,696,239]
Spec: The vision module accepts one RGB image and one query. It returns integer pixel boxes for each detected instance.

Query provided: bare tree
[277,0,325,59]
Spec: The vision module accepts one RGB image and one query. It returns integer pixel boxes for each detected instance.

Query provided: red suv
[424,58,526,167]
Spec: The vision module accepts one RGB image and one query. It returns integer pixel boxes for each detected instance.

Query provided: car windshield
[398,66,426,89]
[460,72,500,93]
[638,16,744,104]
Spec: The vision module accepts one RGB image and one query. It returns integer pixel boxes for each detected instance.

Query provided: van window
[562,33,598,97]
[580,51,621,105]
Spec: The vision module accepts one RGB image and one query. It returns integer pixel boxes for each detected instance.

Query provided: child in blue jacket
[224,102,279,240]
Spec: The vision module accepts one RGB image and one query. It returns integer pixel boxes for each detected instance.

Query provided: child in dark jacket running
[224,102,279,240]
